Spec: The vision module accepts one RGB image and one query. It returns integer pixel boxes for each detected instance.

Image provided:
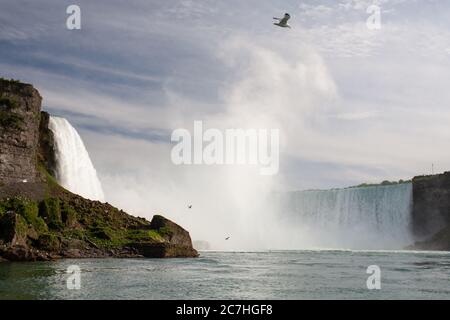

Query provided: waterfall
[277,183,413,250]
[48,116,105,202]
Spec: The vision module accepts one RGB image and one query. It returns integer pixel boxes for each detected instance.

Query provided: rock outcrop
[0,79,42,183]
[0,78,198,261]
[408,172,450,250]
[131,215,199,258]
[0,194,198,261]
[409,226,450,251]
[38,111,57,178]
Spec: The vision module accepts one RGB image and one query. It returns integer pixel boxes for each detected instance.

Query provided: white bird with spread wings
[273,13,291,28]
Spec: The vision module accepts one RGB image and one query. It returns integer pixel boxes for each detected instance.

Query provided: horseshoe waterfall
[277,183,414,250]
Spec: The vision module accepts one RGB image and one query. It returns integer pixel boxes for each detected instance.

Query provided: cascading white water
[277,183,413,250]
[48,116,105,202]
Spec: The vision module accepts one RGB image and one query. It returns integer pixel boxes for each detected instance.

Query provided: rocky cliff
[409,172,450,250]
[412,173,450,237]
[0,79,42,183]
[0,78,198,261]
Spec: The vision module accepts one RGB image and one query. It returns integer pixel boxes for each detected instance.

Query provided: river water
[0,250,449,299]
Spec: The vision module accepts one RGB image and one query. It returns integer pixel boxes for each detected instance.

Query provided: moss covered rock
[0,212,29,246]
[0,195,199,260]
[37,233,61,251]
[39,198,63,230]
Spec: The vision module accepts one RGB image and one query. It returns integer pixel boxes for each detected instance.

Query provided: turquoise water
[0,250,449,299]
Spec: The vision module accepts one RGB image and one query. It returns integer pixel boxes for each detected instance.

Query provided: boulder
[133,215,199,258]
[0,245,51,262]
[0,211,29,246]
[150,215,194,246]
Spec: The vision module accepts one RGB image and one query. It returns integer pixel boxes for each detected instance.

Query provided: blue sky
[2,1,450,222]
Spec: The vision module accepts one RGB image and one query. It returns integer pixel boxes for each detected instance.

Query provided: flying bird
[273,13,291,28]
[188,205,192,209]
[225,236,230,240]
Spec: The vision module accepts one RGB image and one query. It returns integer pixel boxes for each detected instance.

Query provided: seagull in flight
[225,236,230,240]
[273,13,291,28]
[188,205,192,209]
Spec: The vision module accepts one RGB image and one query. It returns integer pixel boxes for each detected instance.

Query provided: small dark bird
[225,236,230,240]
[188,205,192,209]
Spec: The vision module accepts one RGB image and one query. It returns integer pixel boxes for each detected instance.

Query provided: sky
[2,0,450,245]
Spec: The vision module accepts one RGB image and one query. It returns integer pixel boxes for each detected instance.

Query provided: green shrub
[0,198,48,233]
[37,233,60,251]
[61,202,78,227]
[39,198,63,230]
[15,214,29,241]
[0,77,20,84]
[16,199,48,233]
[91,226,115,240]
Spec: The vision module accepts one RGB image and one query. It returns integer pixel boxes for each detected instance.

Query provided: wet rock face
[132,243,199,258]
[412,172,450,238]
[408,172,450,250]
[150,215,195,247]
[0,79,42,183]
[408,225,450,251]
[38,111,57,178]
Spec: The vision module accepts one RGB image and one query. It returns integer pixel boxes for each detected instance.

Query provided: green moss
[62,228,85,240]
[38,198,63,230]
[158,226,173,237]
[37,164,62,196]
[37,233,60,251]
[147,230,165,242]
[0,198,48,233]
[90,225,116,240]
[85,227,166,249]
[0,179,167,252]
[15,214,29,240]
[126,229,165,243]
[19,201,38,221]
[61,202,77,227]
[32,217,49,234]
[87,227,126,248]
[19,200,47,234]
